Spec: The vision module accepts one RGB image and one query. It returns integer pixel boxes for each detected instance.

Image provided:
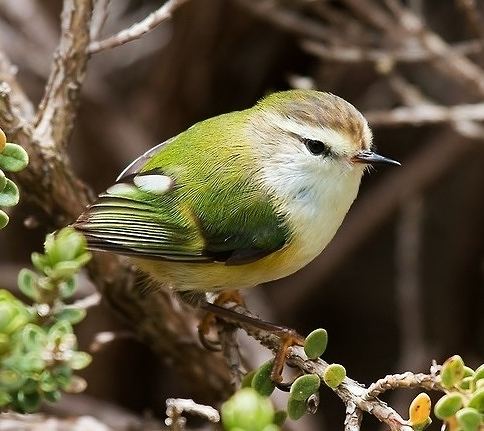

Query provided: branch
[345,401,363,431]
[34,0,93,151]
[302,39,484,64]
[365,102,484,126]
[165,398,220,430]
[88,0,189,54]
[365,372,444,399]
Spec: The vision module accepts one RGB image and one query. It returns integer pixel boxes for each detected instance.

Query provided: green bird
[75,89,398,293]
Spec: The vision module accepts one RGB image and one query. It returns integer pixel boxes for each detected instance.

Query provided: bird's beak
[352,150,401,166]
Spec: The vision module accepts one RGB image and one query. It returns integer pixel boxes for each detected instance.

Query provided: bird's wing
[74,140,288,265]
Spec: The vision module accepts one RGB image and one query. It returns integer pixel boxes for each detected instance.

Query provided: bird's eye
[303,139,332,157]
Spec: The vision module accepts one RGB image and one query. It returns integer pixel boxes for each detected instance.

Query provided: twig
[89,330,136,353]
[88,0,189,54]
[90,0,110,40]
[218,322,243,388]
[455,0,484,42]
[345,401,363,431]
[67,291,102,310]
[303,39,484,64]
[385,0,484,98]
[365,102,484,127]
[165,398,220,431]
[365,372,444,399]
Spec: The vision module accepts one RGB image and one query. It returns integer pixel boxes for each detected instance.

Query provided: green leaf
[0,178,19,207]
[21,324,47,350]
[0,369,23,389]
[0,210,8,229]
[0,143,29,172]
[31,252,49,272]
[251,360,276,397]
[468,388,483,413]
[289,374,320,401]
[304,328,328,359]
[456,407,481,431]
[48,320,73,339]
[68,351,92,370]
[16,390,41,413]
[323,363,346,388]
[241,370,256,388]
[18,268,40,301]
[55,307,86,324]
[287,397,307,420]
[434,393,463,419]
[39,371,58,393]
[43,390,61,403]
[440,355,465,389]
[221,388,274,431]
[59,277,77,298]
[0,391,11,407]
[18,351,45,371]
[474,364,484,384]
[273,411,286,427]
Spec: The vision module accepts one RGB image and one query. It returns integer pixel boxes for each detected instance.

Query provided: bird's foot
[270,328,305,384]
[199,299,305,383]
[197,290,245,351]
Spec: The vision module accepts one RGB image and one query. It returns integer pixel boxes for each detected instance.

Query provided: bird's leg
[200,301,305,383]
[197,290,245,351]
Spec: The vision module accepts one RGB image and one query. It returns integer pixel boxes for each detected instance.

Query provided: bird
[74,89,399,379]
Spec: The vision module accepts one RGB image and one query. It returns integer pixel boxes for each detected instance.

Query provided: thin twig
[365,371,444,399]
[366,102,484,127]
[90,0,110,40]
[165,398,220,431]
[303,39,483,65]
[88,0,188,54]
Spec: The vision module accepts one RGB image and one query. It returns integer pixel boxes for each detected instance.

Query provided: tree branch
[88,0,189,54]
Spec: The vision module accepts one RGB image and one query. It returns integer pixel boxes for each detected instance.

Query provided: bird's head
[247,90,399,184]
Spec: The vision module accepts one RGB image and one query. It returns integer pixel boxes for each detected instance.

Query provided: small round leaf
[287,397,307,420]
[304,328,328,359]
[434,393,463,419]
[0,143,29,172]
[0,179,19,207]
[0,128,6,152]
[408,393,431,426]
[456,407,481,431]
[252,360,276,397]
[323,363,346,388]
[468,388,483,413]
[18,268,39,301]
[0,169,6,191]
[289,374,320,401]
[0,210,8,229]
[440,355,465,389]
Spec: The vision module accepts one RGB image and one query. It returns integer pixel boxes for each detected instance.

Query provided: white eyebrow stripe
[133,174,173,194]
[267,114,351,152]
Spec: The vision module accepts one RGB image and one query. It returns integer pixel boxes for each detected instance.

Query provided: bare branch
[365,372,444,399]
[345,402,363,431]
[90,0,110,40]
[33,0,92,151]
[366,102,484,127]
[88,0,189,54]
[303,39,484,65]
[165,398,220,428]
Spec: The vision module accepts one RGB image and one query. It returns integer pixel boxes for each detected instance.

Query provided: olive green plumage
[75,108,289,264]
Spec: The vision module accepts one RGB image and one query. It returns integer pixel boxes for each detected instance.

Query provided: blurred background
[0,0,483,429]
